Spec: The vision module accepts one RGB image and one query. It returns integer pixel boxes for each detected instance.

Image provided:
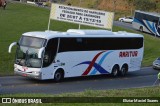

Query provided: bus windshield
[15,36,46,68]
[15,46,42,68]
[20,36,46,48]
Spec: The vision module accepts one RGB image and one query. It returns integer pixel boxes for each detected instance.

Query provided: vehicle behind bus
[9,29,144,81]
[132,10,160,36]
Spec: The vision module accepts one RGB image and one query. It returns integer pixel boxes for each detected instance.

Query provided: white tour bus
[133,10,160,36]
[9,29,144,81]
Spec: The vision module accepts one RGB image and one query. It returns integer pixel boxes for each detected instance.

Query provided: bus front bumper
[14,69,42,80]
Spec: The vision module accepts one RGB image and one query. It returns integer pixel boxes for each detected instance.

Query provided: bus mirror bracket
[38,47,45,58]
[8,42,17,53]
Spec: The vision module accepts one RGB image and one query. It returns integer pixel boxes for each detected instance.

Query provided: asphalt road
[0,67,159,94]
[113,21,134,30]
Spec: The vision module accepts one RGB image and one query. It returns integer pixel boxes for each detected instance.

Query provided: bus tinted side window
[135,12,159,22]
[85,38,143,50]
[135,12,143,20]
[58,37,143,52]
[43,38,58,67]
[59,38,85,52]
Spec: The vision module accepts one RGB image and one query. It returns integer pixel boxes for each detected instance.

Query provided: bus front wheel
[54,69,64,82]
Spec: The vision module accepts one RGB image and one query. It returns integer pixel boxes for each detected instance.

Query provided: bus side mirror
[8,42,17,53]
[38,47,45,58]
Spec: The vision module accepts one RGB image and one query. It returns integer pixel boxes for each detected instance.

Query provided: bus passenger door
[43,38,58,67]
[42,38,58,79]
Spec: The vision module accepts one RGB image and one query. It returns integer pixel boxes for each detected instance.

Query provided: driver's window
[43,38,58,67]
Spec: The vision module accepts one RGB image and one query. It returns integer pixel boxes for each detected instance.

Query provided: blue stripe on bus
[90,51,113,75]
[153,22,160,35]
[134,18,154,34]
[146,20,156,34]
[134,18,143,25]
[152,22,156,34]
[75,61,109,74]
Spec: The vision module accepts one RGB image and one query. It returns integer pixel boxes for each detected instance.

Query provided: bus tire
[54,69,64,82]
[120,64,128,76]
[111,65,119,77]
[139,26,143,32]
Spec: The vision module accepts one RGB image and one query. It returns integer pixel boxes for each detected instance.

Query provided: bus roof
[135,10,160,18]
[22,29,143,39]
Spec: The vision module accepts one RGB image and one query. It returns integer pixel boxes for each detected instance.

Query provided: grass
[1,86,160,97]
[0,2,160,76]
[0,87,160,105]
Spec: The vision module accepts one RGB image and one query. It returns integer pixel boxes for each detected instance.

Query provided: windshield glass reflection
[16,46,42,68]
